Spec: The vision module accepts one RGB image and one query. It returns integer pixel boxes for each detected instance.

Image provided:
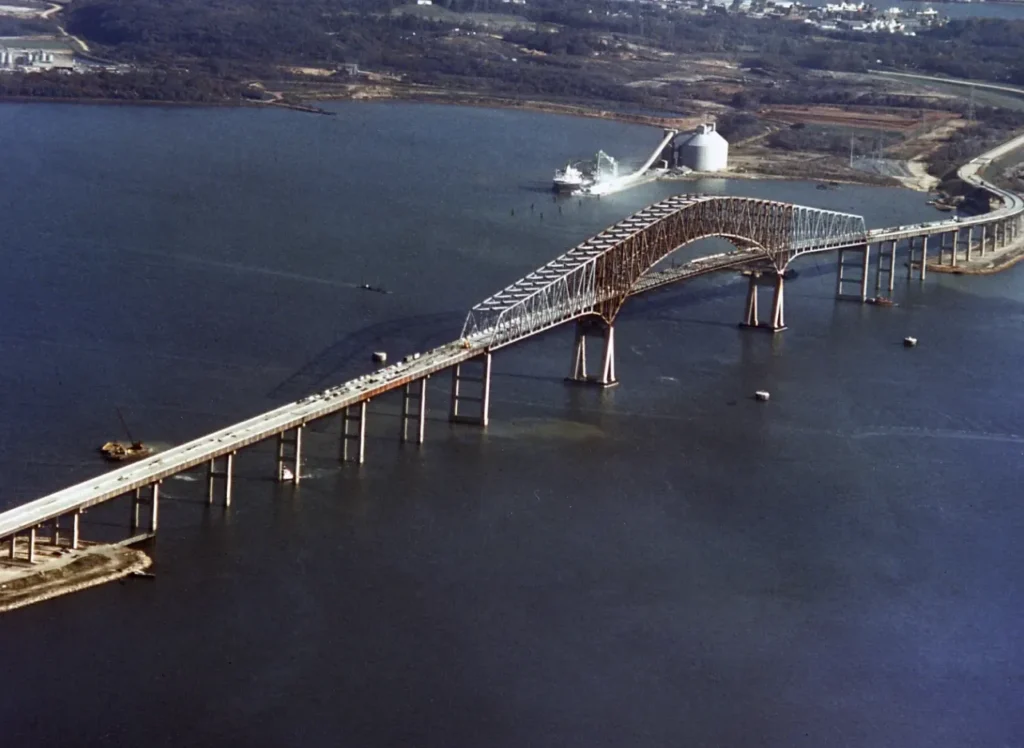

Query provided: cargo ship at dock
[552,151,618,194]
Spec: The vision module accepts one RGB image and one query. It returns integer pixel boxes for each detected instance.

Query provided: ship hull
[552,180,584,193]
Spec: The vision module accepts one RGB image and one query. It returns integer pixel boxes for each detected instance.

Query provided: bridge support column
[449,354,492,425]
[907,235,927,281]
[131,488,141,532]
[27,527,36,563]
[566,317,617,386]
[836,244,871,301]
[341,402,368,463]
[132,484,160,535]
[875,240,896,296]
[276,427,303,483]
[740,269,786,331]
[149,483,160,534]
[401,378,427,445]
[51,516,60,547]
[207,452,235,507]
[7,534,15,559]
[937,232,949,266]
[72,510,80,550]
[965,226,975,263]
[980,224,988,256]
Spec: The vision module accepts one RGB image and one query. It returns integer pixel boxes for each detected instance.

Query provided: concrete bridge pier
[341,402,368,463]
[400,378,428,445]
[566,317,617,386]
[131,483,161,534]
[907,235,927,281]
[936,231,952,266]
[207,452,235,507]
[948,230,964,267]
[740,269,786,331]
[980,224,989,256]
[836,244,870,301]
[276,427,303,483]
[450,354,492,424]
[875,240,896,295]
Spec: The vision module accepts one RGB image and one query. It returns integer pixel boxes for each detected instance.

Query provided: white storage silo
[676,123,729,172]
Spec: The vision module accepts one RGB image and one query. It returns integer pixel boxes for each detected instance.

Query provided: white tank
[677,123,729,172]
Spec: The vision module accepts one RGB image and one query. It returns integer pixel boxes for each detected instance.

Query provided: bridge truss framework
[462,195,866,350]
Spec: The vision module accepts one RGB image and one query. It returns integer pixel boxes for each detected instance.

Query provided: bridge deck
[3,132,1023,544]
[0,341,485,539]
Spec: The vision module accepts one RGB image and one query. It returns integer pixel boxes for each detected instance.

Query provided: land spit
[0,541,152,614]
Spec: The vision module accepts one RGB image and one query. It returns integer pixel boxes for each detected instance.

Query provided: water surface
[0,101,1021,747]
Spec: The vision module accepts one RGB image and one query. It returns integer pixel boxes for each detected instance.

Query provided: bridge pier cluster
[566,317,617,387]
[740,269,786,332]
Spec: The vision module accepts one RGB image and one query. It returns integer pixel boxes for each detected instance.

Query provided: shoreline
[0,84,933,190]
[311,86,926,190]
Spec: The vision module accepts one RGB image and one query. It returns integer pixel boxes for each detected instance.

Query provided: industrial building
[675,122,729,172]
[0,37,75,70]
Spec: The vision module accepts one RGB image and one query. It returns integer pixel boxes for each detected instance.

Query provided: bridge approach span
[4,132,1024,560]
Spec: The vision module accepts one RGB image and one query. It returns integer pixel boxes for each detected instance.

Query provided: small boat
[99,441,153,462]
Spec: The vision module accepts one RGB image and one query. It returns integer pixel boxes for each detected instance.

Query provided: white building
[676,123,729,172]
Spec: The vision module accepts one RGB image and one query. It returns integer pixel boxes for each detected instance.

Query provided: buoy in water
[755,390,771,402]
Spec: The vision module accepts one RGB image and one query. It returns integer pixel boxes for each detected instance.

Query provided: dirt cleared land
[760,105,957,132]
[0,541,152,613]
[728,147,897,187]
[310,82,705,130]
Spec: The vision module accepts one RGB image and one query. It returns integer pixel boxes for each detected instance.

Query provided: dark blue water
[0,101,1022,747]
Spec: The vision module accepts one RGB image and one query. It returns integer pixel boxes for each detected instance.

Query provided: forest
[0,0,1017,111]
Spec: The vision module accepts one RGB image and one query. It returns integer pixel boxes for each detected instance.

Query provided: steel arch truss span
[462,194,866,348]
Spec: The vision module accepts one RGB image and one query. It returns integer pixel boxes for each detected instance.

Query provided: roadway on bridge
[2,130,1023,545]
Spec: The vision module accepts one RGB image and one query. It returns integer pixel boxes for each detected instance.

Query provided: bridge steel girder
[462,194,866,349]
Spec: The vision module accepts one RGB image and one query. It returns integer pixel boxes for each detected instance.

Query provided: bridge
[2,133,1023,566]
